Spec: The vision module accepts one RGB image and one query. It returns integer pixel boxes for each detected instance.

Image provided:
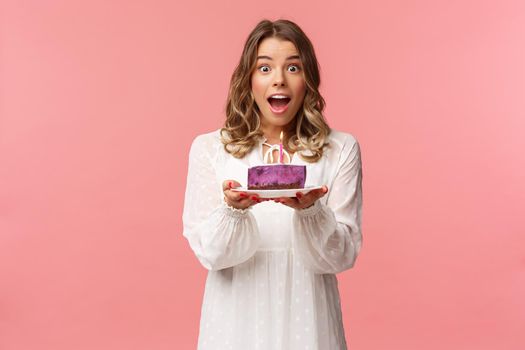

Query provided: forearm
[292,200,362,274]
[185,201,261,271]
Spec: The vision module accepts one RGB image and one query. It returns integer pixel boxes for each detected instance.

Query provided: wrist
[295,199,323,217]
[222,198,251,216]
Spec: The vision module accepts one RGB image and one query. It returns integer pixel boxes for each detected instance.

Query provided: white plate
[231,186,324,199]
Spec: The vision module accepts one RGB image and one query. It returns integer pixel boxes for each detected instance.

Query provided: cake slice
[248,164,306,190]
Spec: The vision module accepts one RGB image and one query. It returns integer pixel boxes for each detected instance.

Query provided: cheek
[299,82,306,99]
[294,80,307,103]
[251,75,265,99]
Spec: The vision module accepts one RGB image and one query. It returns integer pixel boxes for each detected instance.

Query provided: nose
[272,70,286,87]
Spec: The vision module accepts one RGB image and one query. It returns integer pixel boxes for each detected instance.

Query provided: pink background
[1,1,524,349]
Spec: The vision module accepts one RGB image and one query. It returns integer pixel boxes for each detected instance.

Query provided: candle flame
[280,130,283,142]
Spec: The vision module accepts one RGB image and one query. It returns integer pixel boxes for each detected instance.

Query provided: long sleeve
[291,137,363,274]
[182,133,261,271]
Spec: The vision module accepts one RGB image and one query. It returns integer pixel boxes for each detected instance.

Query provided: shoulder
[327,129,361,156]
[189,129,222,160]
[190,128,222,151]
[190,128,221,147]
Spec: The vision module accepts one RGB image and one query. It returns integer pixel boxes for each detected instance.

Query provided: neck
[261,125,286,144]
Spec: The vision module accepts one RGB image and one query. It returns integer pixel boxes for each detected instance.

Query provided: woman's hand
[222,180,269,210]
[273,185,328,210]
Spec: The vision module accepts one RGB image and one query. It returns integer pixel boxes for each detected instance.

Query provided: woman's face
[251,37,306,131]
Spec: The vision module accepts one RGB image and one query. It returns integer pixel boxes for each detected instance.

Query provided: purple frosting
[248,164,306,190]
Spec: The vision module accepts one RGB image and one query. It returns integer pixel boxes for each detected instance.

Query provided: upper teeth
[270,95,289,99]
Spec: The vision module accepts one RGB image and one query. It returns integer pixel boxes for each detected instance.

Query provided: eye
[288,64,301,72]
[258,65,270,73]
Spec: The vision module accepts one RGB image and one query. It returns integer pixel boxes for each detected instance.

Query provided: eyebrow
[256,55,301,61]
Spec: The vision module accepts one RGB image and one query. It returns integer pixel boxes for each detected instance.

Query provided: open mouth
[267,96,291,113]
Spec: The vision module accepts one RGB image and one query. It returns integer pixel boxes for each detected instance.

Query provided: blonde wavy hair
[220,19,331,163]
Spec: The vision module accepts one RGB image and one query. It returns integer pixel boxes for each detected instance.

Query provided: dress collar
[255,136,301,165]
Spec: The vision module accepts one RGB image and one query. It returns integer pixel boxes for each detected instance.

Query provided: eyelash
[257,64,301,73]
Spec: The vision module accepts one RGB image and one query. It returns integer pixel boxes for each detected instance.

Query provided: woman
[182,18,363,350]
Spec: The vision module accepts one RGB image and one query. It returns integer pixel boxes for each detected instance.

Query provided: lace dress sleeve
[182,134,261,271]
[291,137,363,274]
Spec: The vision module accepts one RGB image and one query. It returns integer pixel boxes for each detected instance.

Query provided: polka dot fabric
[182,129,363,350]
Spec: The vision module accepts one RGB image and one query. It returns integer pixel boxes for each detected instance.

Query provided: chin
[266,115,294,126]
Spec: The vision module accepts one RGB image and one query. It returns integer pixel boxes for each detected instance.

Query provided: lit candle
[279,131,283,163]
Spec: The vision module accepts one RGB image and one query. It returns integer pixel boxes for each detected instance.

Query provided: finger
[302,186,328,202]
[276,196,296,203]
[273,196,284,203]
[276,196,300,208]
[226,190,249,202]
[294,194,314,209]
[229,193,259,206]
[295,191,306,203]
[222,180,242,192]
[224,196,252,210]
[237,192,251,201]
[296,190,316,204]
[295,188,325,209]
[249,194,261,204]
[244,196,262,207]
[222,180,232,192]
[231,180,242,189]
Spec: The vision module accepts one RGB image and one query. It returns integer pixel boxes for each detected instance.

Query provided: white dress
[182,128,363,350]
